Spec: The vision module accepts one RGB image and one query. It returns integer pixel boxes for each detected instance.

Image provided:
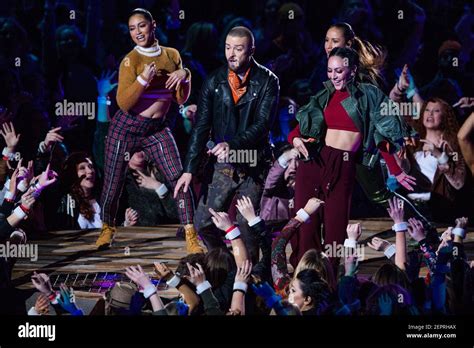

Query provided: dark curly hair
[60,152,97,221]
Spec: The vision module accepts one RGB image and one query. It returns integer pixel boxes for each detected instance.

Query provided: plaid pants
[101,110,194,226]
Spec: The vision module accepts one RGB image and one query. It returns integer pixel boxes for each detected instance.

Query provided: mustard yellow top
[116,44,191,111]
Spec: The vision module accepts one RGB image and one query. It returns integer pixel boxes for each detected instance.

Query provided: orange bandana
[228,67,251,104]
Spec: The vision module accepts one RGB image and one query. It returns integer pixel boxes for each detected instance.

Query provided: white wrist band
[225,227,241,240]
[437,152,449,165]
[392,222,408,232]
[452,227,466,239]
[166,274,181,288]
[137,75,148,86]
[248,216,262,227]
[233,281,248,293]
[384,244,396,259]
[38,141,48,153]
[344,238,357,249]
[155,184,169,199]
[143,284,157,299]
[4,179,10,189]
[4,191,15,200]
[277,155,289,168]
[2,147,12,158]
[196,281,212,295]
[28,306,40,316]
[13,206,27,219]
[296,208,310,223]
[17,180,28,192]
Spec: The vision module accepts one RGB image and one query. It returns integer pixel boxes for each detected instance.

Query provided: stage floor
[10,219,474,299]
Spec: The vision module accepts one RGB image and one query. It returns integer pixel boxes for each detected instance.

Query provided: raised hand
[0,122,20,152]
[37,163,58,189]
[395,172,416,191]
[134,170,161,190]
[43,127,64,148]
[34,294,50,315]
[57,283,80,314]
[209,208,233,231]
[397,64,410,91]
[18,160,34,186]
[95,70,118,97]
[455,217,468,229]
[125,264,154,289]
[236,196,257,222]
[346,223,362,241]
[20,187,36,210]
[378,293,393,315]
[154,262,173,281]
[367,237,391,252]
[407,218,425,242]
[453,97,474,109]
[387,197,405,224]
[8,164,20,195]
[235,260,252,283]
[303,197,324,216]
[31,272,53,296]
[124,208,138,226]
[185,262,206,286]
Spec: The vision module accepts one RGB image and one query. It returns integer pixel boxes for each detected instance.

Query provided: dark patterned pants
[194,162,264,263]
[101,110,194,226]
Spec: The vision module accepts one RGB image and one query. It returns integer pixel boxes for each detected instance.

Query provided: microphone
[206,140,215,150]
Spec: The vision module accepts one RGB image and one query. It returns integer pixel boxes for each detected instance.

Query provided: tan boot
[96,223,116,250]
[184,224,204,254]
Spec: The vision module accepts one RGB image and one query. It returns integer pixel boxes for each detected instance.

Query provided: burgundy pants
[290,145,357,270]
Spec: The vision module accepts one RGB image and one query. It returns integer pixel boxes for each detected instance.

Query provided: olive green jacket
[297,79,416,168]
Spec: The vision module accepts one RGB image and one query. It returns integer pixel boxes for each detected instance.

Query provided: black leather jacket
[183,58,280,174]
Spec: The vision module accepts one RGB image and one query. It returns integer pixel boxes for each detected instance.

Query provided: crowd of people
[0,0,473,316]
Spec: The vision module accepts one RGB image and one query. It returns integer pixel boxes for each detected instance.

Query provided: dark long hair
[129,8,154,22]
[60,152,97,221]
[204,247,236,288]
[329,22,386,85]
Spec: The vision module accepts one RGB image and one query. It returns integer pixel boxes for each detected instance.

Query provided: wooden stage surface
[10,219,474,299]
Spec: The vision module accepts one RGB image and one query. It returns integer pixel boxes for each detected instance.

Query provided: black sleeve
[0,199,15,217]
[200,288,225,315]
[0,219,15,242]
[249,219,271,280]
[183,77,214,174]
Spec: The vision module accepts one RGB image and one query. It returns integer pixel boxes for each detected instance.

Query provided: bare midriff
[325,129,362,152]
[131,99,172,119]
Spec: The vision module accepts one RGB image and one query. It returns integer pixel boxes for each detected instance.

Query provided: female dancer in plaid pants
[96,8,204,253]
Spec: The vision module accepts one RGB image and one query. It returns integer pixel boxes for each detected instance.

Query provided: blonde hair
[293,249,336,291]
